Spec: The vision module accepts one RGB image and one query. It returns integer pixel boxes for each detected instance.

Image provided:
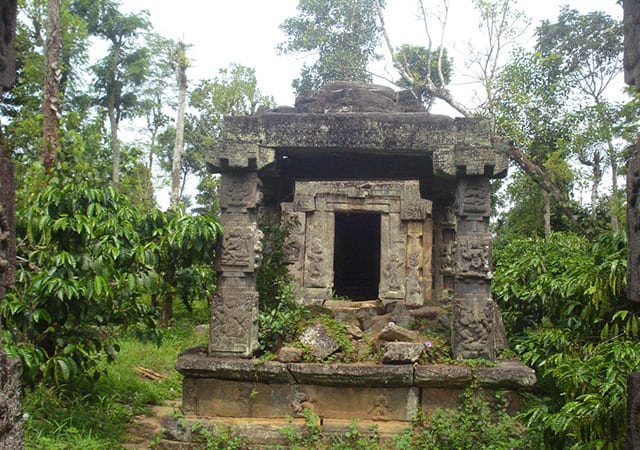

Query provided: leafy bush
[256,215,309,352]
[2,170,221,384]
[493,231,640,448]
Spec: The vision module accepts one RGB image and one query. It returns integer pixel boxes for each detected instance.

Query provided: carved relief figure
[369,394,391,420]
[458,239,490,277]
[224,179,251,207]
[292,391,316,416]
[384,249,404,292]
[221,228,250,266]
[459,180,491,216]
[438,241,455,274]
[305,237,325,285]
[453,298,494,358]
[405,252,423,305]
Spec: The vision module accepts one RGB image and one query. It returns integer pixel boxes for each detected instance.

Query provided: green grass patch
[23,305,209,449]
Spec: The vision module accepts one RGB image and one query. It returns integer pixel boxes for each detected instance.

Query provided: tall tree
[279,0,384,94]
[169,41,188,210]
[465,0,530,124]
[42,0,61,172]
[494,48,575,236]
[138,33,174,175]
[536,7,624,230]
[376,0,473,116]
[75,0,150,190]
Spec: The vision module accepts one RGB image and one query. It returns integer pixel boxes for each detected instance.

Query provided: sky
[122,0,624,114]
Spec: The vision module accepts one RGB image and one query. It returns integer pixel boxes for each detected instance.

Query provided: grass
[23,302,209,449]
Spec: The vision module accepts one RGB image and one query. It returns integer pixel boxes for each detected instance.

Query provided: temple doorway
[333,212,381,300]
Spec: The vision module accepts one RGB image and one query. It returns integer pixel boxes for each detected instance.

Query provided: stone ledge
[176,350,294,383]
[415,365,473,387]
[288,363,414,387]
[474,360,537,389]
[176,351,536,389]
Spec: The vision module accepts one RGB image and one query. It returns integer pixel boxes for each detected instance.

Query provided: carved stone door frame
[283,180,432,305]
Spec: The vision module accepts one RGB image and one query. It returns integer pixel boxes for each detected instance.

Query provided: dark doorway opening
[333,213,381,300]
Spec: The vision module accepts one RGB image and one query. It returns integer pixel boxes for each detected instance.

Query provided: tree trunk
[542,190,551,238]
[108,44,121,191]
[108,93,120,191]
[591,149,602,225]
[159,296,173,328]
[608,138,620,232]
[169,43,188,209]
[42,0,61,172]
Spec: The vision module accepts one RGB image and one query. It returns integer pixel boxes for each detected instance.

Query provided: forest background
[1,0,639,448]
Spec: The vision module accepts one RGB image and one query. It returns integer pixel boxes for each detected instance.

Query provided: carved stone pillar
[451,177,496,360]
[209,171,263,357]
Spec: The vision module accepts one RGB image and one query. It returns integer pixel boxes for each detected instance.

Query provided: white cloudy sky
[122,0,624,113]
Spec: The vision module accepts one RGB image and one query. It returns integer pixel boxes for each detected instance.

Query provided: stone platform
[162,349,536,446]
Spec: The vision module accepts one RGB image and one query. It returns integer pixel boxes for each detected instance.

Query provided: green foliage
[494,231,639,448]
[2,158,220,383]
[279,0,384,93]
[257,215,309,353]
[494,231,629,338]
[3,170,159,384]
[395,387,537,449]
[280,410,380,450]
[189,423,245,450]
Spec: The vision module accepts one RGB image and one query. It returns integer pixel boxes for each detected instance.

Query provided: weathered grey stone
[276,346,304,363]
[376,324,420,343]
[382,342,424,364]
[451,296,496,360]
[176,350,294,383]
[474,361,537,389]
[298,323,340,360]
[345,323,364,339]
[415,365,473,387]
[288,363,414,386]
[0,355,22,450]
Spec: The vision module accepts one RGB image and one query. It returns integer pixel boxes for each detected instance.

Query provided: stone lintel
[209,114,507,179]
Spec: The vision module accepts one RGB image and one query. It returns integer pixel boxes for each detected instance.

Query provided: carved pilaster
[451,177,501,360]
[210,171,262,357]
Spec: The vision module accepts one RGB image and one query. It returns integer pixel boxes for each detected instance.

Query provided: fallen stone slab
[299,323,340,360]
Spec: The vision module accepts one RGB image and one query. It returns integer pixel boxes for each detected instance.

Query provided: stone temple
[168,82,534,446]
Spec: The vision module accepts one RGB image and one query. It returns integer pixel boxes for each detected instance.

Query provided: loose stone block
[382,342,424,364]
